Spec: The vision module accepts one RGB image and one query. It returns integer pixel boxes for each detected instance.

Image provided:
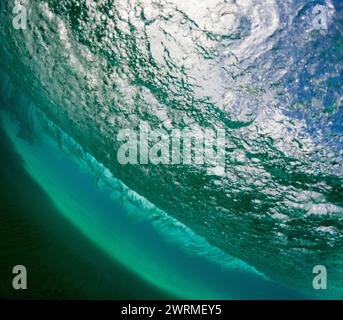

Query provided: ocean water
[1,77,314,299]
[0,0,342,299]
[0,90,312,299]
[0,114,172,300]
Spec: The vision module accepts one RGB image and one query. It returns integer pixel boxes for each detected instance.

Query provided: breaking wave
[0,0,342,296]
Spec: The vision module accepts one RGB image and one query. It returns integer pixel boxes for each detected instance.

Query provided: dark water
[0,117,173,299]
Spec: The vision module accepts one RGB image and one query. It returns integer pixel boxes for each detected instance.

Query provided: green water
[0,107,311,299]
[0,0,342,298]
[0,119,172,299]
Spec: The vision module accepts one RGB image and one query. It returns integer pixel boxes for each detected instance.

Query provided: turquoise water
[0,98,309,299]
[0,0,342,298]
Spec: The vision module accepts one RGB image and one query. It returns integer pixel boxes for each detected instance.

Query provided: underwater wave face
[0,0,342,295]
